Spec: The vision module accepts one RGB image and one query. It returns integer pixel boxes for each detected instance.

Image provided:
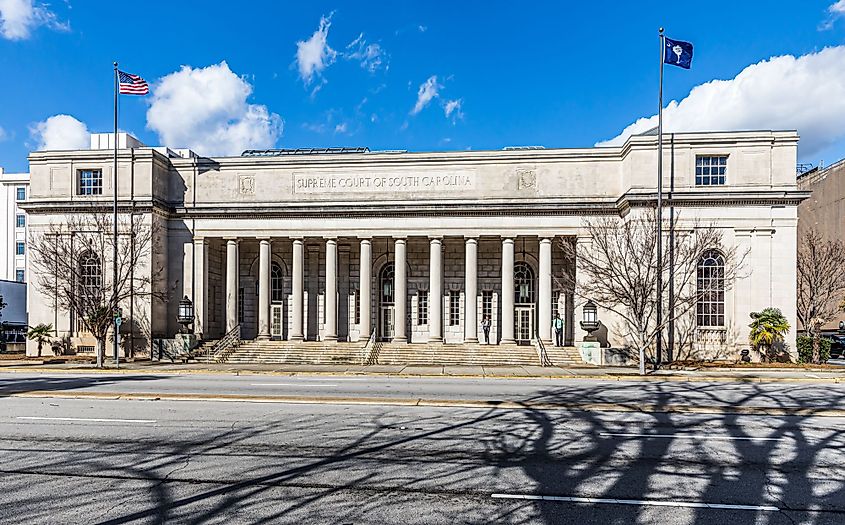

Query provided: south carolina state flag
[664,37,693,69]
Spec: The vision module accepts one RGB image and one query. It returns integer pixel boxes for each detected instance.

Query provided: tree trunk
[812,333,821,365]
[638,347,646,375]
[96,338,104,368]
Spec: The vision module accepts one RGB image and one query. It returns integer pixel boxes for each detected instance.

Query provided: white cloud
[597,46,845,157]
[820,1,845,29]
[410,75,441,115]
[0,125,8,141]
[296,14,337,85]
[0,0,68,40]
[30,114,89,150]
[147,61,283,156]
[444,99,463,122]
[334,123,348,134]
[345,33,387,73]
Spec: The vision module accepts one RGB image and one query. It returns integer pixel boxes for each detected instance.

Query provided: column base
[392,336,408,343]
[499,338,517,345]
[257,334,270,341]
[427,337,443,343]
[323,335,338,342]
[289,335,304,341]
[464,337,479,344]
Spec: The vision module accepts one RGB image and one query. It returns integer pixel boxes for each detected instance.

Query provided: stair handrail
[535,337,552,367]
[207,324,241,363]
[360,328,378,366]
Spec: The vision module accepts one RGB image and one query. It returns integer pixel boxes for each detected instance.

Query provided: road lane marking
[491,493,779,511]
[599,432,788,441]
[250,383,339,387]
[16,416,156,424]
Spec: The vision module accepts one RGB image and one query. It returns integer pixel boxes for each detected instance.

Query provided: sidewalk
[2,359,845,383]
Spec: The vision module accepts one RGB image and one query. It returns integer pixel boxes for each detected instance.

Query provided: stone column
[225,239,239,333]
[500,237,515,344]
[324,238,338,341]
[257,239,271,340]
[393,238,408,343]
[464,237,478,343]
[193,238,208,339]
[290,238,304,341]
[359,238,372,339]
[428,237,443,343]
[538,237,552,343]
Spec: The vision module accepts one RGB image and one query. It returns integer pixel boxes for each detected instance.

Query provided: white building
[0,168,29,284]
[22,131,805,363]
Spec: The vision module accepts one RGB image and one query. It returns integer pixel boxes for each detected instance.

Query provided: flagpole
[656,28,665,370]
[113,61,119,369]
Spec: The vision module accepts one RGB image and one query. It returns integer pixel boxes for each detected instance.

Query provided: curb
[11,390,845,417]
[1,366,845,383]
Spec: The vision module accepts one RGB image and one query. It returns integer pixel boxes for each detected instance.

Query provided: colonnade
[206,236,557,344]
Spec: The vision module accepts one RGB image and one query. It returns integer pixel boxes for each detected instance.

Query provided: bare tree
[560,210,743,374]
[29,213,167,367]
[797,228,845,364]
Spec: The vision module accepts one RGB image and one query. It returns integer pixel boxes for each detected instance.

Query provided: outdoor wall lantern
[580,300,599,341]
[178,296,194,333]
[839,320,845,333]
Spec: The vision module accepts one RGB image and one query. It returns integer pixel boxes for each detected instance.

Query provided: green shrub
[797,336,831,364]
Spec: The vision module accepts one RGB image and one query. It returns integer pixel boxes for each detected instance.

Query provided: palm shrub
[27,323,54,357]
[749,308,791,362]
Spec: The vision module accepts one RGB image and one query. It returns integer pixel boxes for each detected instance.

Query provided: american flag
[118,70,149,95]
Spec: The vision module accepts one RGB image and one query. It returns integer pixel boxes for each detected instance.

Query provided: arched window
[79,251,102,308]
[271,263,284,303]
[697,250,725,327]
[514,262,535,304]
[380,263,395,304]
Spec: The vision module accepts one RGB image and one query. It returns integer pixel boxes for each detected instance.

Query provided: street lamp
[579,300,599,341]
[178,296,194,334]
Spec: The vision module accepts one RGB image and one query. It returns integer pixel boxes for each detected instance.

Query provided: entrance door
[270,304,283,339]
[380,306,395,341]
[515,306,534,344]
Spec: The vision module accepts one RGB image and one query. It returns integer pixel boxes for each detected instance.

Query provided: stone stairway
[202,339,584,367]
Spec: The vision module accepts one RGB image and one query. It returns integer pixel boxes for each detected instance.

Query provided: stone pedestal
[174,333,198,361]
[577,340,601,365]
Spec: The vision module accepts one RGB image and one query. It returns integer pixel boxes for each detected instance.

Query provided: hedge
[797,336,831,364]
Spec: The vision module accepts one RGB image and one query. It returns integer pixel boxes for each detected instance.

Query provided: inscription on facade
[239,175,255,195]
[293,171,477,194]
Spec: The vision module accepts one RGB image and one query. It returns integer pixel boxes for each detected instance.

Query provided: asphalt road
[1,373,845,524]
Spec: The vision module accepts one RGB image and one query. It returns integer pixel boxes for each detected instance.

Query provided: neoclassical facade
[24,130,804,360]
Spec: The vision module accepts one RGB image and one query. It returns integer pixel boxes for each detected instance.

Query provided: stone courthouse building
[23,130,803,362]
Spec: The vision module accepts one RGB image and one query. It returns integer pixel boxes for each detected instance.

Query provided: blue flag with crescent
[664,37,693,69]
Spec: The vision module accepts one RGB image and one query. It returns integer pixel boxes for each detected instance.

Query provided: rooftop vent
[241,147,370,157]
[502,146,545,151]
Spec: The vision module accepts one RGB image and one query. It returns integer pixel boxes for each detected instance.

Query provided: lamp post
[579,300,599,341]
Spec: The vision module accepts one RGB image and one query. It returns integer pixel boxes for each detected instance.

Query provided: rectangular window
[15,242,24,255]
[354,290,361,325]
[552,291,560,319]
[78,169,103,195]
[695,156,727,186]
[15,187,25,201]
[15,269,25,282]
[482,291,493,320]
[449,291,460,326]
[238,288,245,324]
[15,214,25,228]
[417,291,428,325]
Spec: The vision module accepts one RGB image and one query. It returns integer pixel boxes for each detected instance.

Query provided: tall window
[482,291,493,320]
[695,156,727,186]
[15,242,24,255]
[697,250,725,327]
[79,252,102,309]
[15,187,25,201]
[449,291,460,326]
[514,262,535,304]
[380,263,395,304]
[417,290,428,325]
[238,288,245,324]
[15,270,25,282]
[15,214,25,228]
[354,289,361,324]
[271,263,284,303]
[78,169,103,195]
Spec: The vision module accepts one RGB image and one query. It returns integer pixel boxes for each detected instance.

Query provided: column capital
[428,236,443,241]
[394,237,407,245]
[193,237,208,245]
[539,237,553,245]
[224,237,240,243]
[464,236,478,243]
[359,237,372,244]
[323,236,338,241]
[502,237,515,244]
[258,237,271,243]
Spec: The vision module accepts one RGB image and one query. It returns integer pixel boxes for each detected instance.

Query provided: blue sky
[1,1,844,172]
